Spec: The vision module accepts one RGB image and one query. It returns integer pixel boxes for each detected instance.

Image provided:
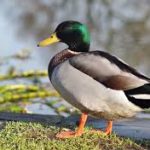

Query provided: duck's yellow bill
[37,33,60,47]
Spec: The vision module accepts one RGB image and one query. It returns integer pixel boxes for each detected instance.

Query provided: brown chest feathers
[48,49,78,80]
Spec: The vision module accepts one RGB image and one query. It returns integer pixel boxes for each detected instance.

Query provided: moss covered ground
[0,121,149,150]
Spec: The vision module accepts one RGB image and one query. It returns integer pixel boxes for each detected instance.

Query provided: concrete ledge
[0,112,63,125]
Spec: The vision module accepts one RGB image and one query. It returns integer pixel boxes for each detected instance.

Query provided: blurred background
[0,0,150,115]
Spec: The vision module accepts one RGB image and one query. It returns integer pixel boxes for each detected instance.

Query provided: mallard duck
[37,21,150,138]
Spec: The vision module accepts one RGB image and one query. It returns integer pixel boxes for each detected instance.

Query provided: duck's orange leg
[56,113,88,138]
[105,121,113,134]
[90,120,113,135]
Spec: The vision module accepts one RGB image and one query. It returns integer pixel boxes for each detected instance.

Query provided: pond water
[0,0,150,116]
[1,0,150,73]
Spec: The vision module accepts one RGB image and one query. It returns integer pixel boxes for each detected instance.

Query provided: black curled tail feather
[125,95,150,109]
[125,83,150,95]
[124,83,150,109]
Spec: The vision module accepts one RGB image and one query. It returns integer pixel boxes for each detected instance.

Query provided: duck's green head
[38,21,90,52]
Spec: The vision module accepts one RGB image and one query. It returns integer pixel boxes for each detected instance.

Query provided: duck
[37,21,150,138]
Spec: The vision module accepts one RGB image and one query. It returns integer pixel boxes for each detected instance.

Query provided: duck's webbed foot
[56,130,82,138]
[56,113,88,139]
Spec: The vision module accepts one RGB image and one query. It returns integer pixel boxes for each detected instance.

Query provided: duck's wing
[69,51,149,90]
[69,51,150,108]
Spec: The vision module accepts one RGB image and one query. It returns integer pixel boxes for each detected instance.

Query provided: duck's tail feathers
[124,83,150,109]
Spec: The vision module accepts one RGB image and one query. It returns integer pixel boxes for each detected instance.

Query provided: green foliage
[0,70,72,115]
[0,70,47,81]
[0,122,149,150]
[0,103,25,113]
[0,84,59,103]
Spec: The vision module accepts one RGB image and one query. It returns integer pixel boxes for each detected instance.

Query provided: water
[0,0,150,115]
[1,0,150,74]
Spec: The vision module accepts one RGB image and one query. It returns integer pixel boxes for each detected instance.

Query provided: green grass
[0,122,149,150]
